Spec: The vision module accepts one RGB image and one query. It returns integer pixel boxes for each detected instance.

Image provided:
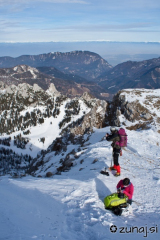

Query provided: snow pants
[113,148,121,173]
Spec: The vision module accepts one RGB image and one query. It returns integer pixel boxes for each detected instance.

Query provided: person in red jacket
[117,178,134,205]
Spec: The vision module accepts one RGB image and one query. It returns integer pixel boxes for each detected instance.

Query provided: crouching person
[104,178,134,216]
[117,178,134,205]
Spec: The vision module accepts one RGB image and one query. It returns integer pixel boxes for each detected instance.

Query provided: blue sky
[0,0,160,42]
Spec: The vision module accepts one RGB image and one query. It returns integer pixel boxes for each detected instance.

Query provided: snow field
[0,126,160,239]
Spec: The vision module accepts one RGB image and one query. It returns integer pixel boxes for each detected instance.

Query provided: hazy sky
[0,0,160,43]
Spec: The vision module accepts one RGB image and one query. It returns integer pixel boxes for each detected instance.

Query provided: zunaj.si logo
[110,225,158,237]
[110,225,118,233]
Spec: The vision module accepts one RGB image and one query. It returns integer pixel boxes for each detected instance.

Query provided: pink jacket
[117,180,134,200]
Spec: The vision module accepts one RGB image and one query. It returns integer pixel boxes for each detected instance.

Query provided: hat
[110,126,117,132]
[123,178,130,186]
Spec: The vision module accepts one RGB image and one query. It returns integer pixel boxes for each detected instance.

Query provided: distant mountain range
[0,51,160,98]
[0,51,112,81]
[98,57,160,94]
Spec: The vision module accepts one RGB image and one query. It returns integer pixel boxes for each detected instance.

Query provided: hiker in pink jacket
[117,178,134,204]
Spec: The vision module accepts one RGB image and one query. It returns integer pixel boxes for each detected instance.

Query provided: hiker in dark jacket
[106,127,121,176]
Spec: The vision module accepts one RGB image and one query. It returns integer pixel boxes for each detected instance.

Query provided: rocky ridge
[1,51,160,100]
[0,51,112,81]
[98,57,160,94]
[107,89,160,133]
[0,65,109,99]
[0,82,160,177]
[29,89,160,177]
[0,83,108,176]
[0,65,53,90]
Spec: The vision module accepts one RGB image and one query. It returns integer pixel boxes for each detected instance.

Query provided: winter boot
[109,166,115,171]
[115,172,121,177]
[109,164,117,171]
[114,165,121,176]
[116,165,121,173]
[112,207,122,216]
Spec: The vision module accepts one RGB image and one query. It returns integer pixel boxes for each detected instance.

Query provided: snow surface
[1,125,160,240]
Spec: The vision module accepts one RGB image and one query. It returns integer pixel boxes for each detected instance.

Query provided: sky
[0,0,160,43]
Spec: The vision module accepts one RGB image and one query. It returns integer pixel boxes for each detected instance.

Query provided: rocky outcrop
[0,65,109,100]
[70,92,108,135]
[0,65,55,90]
[0,82,59,135]
[0,81,59,98]
[108,89,160,131]
[47,83,60,97]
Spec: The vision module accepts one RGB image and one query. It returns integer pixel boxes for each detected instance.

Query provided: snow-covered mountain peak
[13,65,39,78]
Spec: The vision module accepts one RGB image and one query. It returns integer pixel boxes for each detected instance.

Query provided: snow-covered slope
[0,85,107,175]
[0,98,89,158]
[0,88,160,240]
[0,126,160,240]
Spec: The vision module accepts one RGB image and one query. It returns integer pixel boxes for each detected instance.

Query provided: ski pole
[132,200,141,206]
[111,153,113,167]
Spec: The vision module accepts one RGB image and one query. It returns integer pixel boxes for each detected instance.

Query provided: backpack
[112,203,132,216]
[116,128,127,147]
[104,193,128,209]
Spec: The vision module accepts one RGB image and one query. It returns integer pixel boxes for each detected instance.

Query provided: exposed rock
[47,83,60,96]
[0,81,6,89]
[33,83,43,92]
[142,113,152,120]
[108,89,159,131]
[70,94,108,135]
[81,92,94,102]
[45,172,53,178]
[63,159,74,168]
[5,84,17,94]
[0,65,109,100]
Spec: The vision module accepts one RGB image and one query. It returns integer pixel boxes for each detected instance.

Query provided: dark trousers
[127,199,132,205]
[113,148,120,166]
